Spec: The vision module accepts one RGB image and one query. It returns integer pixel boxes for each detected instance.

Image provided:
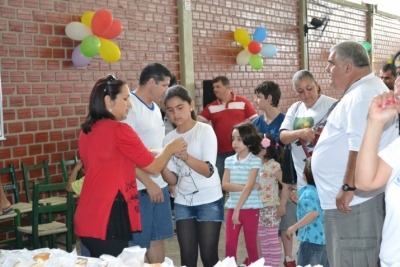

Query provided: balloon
[253,27,268,43]
[65,22,92,41]
[99,38,121,62]
[249,54,263,70]
[91,9,113,36]
[97,20,123,39]
[80,35,101,57]
[81,11,95,29]
[234,28,251,47]
[72,45,92,67]
[361,41,371,52]
[260,44,277,58]
[248,41,262,54]
[348,36,357,42]
[236,49,251,66]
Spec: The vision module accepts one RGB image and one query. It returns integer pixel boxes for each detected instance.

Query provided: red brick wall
[0,0,179,203]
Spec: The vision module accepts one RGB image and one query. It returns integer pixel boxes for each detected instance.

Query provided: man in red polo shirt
[197,76,258,192]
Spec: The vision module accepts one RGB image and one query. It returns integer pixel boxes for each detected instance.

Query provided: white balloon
[236,49,251,66]
[65,22,92,41]
[348,36,357,42]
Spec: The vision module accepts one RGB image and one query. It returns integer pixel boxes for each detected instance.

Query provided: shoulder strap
[314,100,339,127]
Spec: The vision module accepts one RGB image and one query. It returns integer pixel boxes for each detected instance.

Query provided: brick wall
[0,0,180,202]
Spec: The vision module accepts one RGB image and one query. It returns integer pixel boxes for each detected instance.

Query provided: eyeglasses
[172,156,199,205]
[104,74,117,93]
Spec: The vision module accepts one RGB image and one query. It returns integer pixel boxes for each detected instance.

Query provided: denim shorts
[129,186,173,249]
[174,198,224,222]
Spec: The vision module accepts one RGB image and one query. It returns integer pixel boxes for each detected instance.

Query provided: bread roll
[76,259,88,265]
[33,252,50,263]
[13,263,20,267]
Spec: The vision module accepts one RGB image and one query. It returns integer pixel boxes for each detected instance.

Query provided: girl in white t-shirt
[161,85,223,267]
[257,133,284,267]
[355,88,400,267]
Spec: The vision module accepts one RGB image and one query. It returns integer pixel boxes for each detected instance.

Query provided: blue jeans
[297,241,329,267]
[174,198,224,222]
[80,242,91,257]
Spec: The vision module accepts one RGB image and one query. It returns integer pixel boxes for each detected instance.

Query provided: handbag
[281,143,297,184]
[281,101,302,184]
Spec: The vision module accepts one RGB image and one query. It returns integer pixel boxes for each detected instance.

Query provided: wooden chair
[16,182,73,252]
[0,164,30,248]
[21,160,66,205]
[60,156,81,183]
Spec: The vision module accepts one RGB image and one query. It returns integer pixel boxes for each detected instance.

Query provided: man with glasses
[123,62,173,264]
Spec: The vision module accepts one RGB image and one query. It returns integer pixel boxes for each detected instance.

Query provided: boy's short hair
[303,158,315,186]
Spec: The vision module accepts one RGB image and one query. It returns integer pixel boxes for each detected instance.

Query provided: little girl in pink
[257,133,284,267]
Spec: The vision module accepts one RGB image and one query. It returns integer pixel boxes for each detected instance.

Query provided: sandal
[2,207,14,215]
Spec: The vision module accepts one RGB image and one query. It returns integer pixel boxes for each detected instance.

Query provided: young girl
[161,85,223,267]
[286,158,328,267]
[257,133,284,267]
[222,122,263,265]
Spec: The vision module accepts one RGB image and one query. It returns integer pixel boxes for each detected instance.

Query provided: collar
[344,73,375,96]
[233,152,253,165]
[217,92,236,105]
[131,92,155,110]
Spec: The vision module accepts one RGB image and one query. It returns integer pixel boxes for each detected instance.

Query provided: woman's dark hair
[303,157,315,186]
[81,75,127,134]
[164,85,196,121]
[232,122,262,155]
[254,81,281,107]
[292,70,322,95]
[261,133,283,165]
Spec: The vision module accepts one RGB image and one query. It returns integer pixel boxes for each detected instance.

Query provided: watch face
[343,184,349,190]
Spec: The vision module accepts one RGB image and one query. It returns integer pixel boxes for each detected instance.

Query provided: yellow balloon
[99,38,121,62]
[234,28,251,47]
[81,11,95,29]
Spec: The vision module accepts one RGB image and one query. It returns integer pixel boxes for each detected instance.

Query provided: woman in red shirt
[75,75,187,257]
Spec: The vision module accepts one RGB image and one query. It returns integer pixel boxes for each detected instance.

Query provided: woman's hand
[166,137,188,154]
[369,91,399,124]
[253,182,261,190]
[300,128,320,143]
[289,188,298,204]
[174,151,189,162]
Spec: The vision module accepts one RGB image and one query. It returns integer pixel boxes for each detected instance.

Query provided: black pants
[80,236,128,258]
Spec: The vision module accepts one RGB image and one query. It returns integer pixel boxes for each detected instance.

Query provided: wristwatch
[342,184,356,191]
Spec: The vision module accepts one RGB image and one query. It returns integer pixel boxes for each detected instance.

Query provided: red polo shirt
[198,92,257,153]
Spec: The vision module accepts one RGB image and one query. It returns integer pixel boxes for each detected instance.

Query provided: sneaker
[283,260,296,267]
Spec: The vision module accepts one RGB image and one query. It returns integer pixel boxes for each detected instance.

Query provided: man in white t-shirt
[312,41,397,266]
[122,62,172,264]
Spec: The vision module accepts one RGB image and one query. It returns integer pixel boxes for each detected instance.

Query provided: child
[286,158,328,267]
[257,133,284,267]
[222,122,264,265]
[66,159,84,196]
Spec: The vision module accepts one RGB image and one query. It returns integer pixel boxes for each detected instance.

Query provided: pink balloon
[91,9,113,36]
[97,20,123,39]
[72,45,92,67]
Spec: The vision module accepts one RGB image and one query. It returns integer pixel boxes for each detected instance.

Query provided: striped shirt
[224,153,263,209]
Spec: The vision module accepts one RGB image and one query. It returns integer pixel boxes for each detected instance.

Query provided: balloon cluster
[234,27,277,70]
[65,10,123,67]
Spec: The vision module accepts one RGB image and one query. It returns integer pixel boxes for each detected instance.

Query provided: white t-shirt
[280,95,337,189]
[164,122,222,206]
[122,93,167,190]
[379,137,400,267]
[312,74,397,210]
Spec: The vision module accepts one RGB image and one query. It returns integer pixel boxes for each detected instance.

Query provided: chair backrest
[21,160,51,203]
[31,182,73,244]
[60,156,81,183]
[0,164,20,203]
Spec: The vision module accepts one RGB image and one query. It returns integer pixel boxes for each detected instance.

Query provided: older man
[312,42,397,266]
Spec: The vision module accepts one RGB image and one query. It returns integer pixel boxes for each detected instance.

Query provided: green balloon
[249,54,263,70]
[361,41,371,52]
[80,35,101,57]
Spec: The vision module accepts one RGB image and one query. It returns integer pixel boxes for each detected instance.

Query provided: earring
[190,109,193,111]
[109,108,112,112]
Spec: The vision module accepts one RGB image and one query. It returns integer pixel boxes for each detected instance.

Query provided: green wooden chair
[0,164,31,248]
[16,182,74,252]
[60,156,81,183]
[21,160,66,205]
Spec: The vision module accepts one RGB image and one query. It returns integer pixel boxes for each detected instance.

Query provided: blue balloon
[253,27,268,42]
[260,44,277,58]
